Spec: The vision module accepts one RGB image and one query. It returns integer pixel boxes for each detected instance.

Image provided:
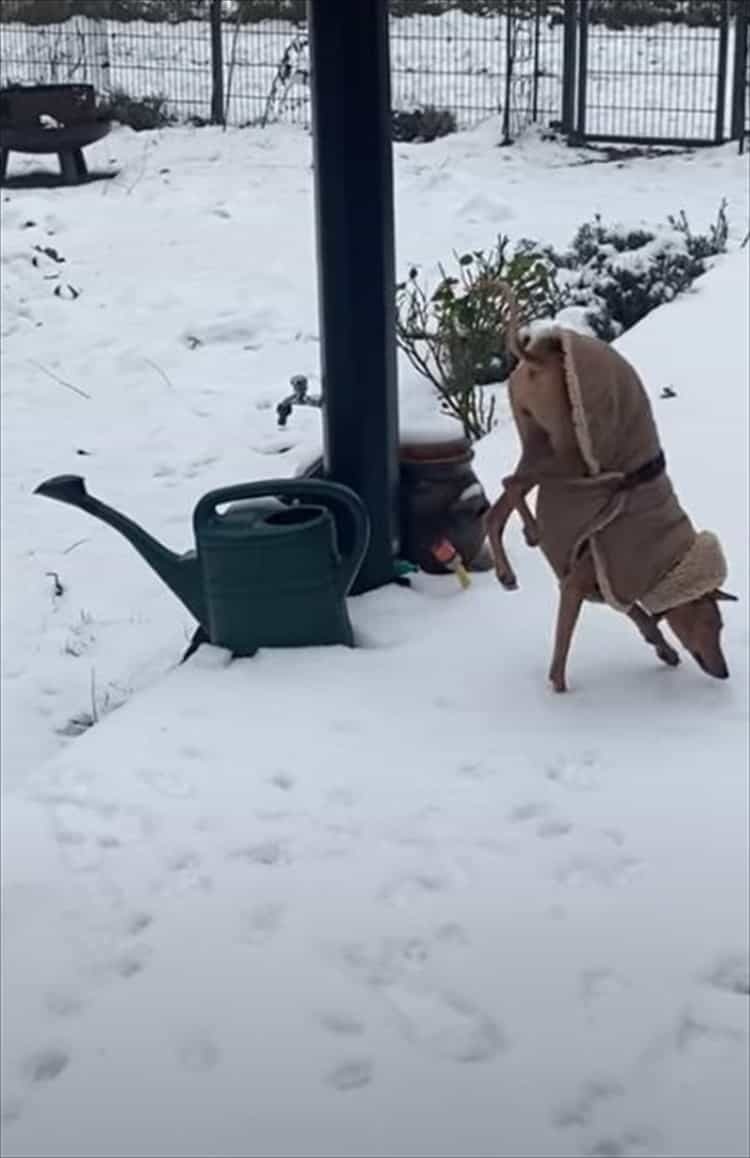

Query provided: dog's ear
[712,589,739,602]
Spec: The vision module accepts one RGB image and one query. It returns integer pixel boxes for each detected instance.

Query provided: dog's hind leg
[548,577,586,693]
[626,604,680,668]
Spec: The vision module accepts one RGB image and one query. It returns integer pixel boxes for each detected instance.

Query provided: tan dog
[485,284,736,692]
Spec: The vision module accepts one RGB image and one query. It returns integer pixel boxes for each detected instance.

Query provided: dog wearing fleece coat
[485,285,736,693]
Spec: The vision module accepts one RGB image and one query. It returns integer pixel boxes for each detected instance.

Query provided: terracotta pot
[399,436,492,574]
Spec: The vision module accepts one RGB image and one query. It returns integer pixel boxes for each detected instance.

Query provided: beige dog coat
[533,328,727,612]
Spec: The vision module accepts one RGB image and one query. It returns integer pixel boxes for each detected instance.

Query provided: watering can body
[34,475,370,656]
[192,480,369,652]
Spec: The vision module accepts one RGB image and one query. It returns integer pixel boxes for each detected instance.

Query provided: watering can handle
[192,479,370,596]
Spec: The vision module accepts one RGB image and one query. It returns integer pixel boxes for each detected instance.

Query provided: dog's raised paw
[656,643,679,667]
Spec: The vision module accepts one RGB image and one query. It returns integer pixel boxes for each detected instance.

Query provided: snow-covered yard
[1,123,748,1157]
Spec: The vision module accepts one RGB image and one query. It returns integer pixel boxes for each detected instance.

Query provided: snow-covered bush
[584,0,733,29]
[98,89,176,131]
[392,106,457,143]
[396,236,559,440]
[397,202,729,439]
[551,201,728,340]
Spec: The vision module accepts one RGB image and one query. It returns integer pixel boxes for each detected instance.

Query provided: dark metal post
[561,0,578,136]
[502,0,514,145]
[575,0,589,141]
[307,0,399,594]
[210,0,224,126]
[730,0,749,142]
[714,0,730,143]
[531,0,542,123]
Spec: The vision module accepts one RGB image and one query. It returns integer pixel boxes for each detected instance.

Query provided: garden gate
[560,0,748,147]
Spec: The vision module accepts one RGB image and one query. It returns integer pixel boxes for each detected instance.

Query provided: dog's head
[509,330,568,398]
[497,279,565,383]
[661,589,738,679]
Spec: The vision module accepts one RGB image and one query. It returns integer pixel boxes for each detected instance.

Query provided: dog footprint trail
[319,1012,367,1038]
[556,850,641,890]
[7,911,157,1134]
[552,1077,661,1158]
[238,902,286,947]
[226,840,290,868]
[377,869,454,909]
[43,987,86,1020]
[331,935,506,1067]
[23,1047,70,1085]
[85,905,156,986]
[176,1032,222,1074]
[583,1129,661,1158]
[552,1076,624,1131]
[3,1044,73,1132]
[323,1058,374,1092]
[32,790,161,991]
[154,847,213,897]
[507,795,640,898]
[546,751,603,794]
[1,1094,24,1127]
[47,795,155,874]
[508,779,641,892]
[579,967,631,1020]
[317,1008,374,1093]
[508,800,573,841]
[138,764,196,801]
[704,951,750,997]
[384,984,506,1063]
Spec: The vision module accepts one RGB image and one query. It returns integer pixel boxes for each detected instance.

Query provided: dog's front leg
[485,478,535,589]
[626,604,679,667]
[501,474,540,546]
[487,420,552,587]
[548,574,585,693]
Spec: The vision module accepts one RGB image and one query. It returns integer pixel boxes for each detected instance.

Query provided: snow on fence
[0,3,747,144]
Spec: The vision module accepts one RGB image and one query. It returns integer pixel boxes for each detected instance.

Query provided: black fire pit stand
[0,85,110,186]
[307,0,400,595]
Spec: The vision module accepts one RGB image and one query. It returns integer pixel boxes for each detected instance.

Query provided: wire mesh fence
[0,0,747,146]
[575,0,732,143]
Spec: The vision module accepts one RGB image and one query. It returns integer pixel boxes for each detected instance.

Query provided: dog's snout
[692,651,729,679]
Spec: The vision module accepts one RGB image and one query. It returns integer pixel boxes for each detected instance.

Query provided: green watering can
[34,475,370,655]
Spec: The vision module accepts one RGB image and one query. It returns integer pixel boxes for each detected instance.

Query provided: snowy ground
[1,123,749,1157]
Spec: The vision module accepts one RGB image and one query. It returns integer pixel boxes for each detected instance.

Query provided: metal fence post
[502,0,514,144]
[561,0,578,135]
[575,0,588,141]
[714,0,730,142]
[210,0,224,126]
[730,0,749,142]
[531,0,542,123]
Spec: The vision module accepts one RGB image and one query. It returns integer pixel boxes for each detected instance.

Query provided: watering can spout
[34,475,205,624]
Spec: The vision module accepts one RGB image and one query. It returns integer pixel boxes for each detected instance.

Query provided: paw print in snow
[705,952,749,996]
[324,1058,373,1091]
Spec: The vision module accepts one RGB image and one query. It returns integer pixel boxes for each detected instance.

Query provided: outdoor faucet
[276,375,323,428]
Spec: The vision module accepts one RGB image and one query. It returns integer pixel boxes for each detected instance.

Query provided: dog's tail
[493,279,527,362]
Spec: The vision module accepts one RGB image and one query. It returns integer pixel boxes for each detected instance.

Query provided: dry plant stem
[30,360,91,400]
